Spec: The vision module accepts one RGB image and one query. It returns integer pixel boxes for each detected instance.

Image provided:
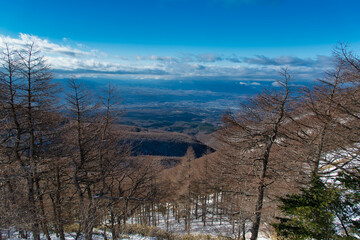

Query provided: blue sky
[1,0,360,82]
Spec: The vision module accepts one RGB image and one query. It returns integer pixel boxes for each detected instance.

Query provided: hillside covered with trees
[0,41,359,240]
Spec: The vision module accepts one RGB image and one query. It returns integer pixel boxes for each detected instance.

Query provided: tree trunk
[27,175,40,240]
[195,196,198,219]
[202,195,207,226]
[250,143,270,240]
[242,220,246,240]
[110,209,117,240]
[36,178,51,240]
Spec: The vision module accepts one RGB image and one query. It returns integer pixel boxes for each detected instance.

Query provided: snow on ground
[2,231,270,240]
[126,198,272,240]
[2,194,273,239]
[1,231,157,240]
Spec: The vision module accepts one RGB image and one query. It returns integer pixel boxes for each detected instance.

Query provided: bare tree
[218,69,297,239]
[64,79,133,239]
[286,44,360,180]
[17,42,57,240]
[174,147,195,234]
[64,78,101,240]
[0,42,58,240]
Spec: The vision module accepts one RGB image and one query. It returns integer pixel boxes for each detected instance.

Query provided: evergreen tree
[273,178,339,240]
[334,173,360,238]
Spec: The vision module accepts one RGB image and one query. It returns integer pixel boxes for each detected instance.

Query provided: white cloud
[238,81,261,86]
[272,81,282,87]
[0,33,94,58]
[0,33,331,82]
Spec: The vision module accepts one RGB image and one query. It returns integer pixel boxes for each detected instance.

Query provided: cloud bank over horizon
[0,33,334,83]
